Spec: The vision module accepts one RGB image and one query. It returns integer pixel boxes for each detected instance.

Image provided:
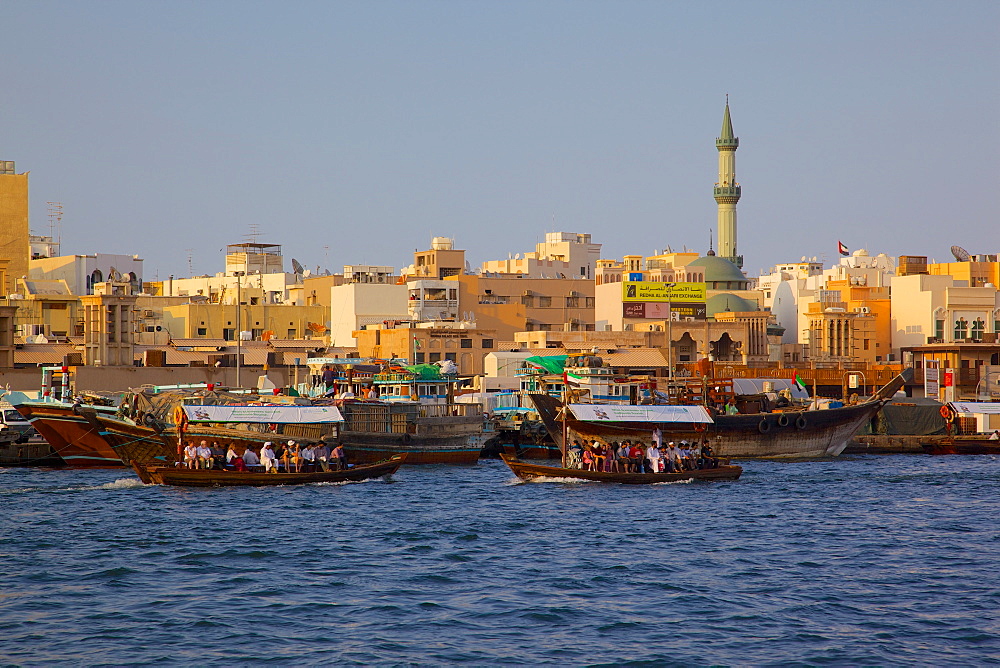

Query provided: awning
[183,404,344,423]
[568,404,714,424]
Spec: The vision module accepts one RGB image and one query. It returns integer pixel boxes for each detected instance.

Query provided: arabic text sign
[623,302,707,320]
[568,404,714,424]
[622,282,706,303]
[183,405,344,423]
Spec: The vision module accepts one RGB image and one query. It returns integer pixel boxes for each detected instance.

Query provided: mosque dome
[706,293,759,316]
[688,254,749,289]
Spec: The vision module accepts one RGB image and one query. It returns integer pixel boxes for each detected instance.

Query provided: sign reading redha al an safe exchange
[621,282,706,303]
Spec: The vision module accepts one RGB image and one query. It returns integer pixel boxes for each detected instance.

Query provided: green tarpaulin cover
[405,364,443,380]
[525,355,568,374]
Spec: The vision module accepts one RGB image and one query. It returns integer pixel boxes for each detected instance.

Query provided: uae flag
[838,241,850,256]
[793,373,807,393]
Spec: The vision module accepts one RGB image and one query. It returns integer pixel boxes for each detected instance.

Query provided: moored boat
[16,402,125,468]
[528,370,911,459]
[500,453,741,484]
[921,437,1000,455]
[131,454,406,487]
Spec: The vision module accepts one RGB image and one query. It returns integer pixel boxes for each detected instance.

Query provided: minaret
[714,98,742,268]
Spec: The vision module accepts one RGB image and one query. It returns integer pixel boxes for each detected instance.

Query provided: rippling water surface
[2,455,1000,665]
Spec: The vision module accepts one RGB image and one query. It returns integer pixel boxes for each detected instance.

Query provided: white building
[29,252,144,296]
[757,250,895,345]
[480,232,601,279]
[329,266,409,347]
[161,243,300,305]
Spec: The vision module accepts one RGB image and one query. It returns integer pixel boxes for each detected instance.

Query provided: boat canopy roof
[568,404,714,424]
[950,402,1000,415]
[525,355,568,374]
[183,404,344,423]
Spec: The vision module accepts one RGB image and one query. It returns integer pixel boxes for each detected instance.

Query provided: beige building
[81,282,138,366]
[354,322,498,376]
[891,273,1000,357]
[0,161,30,297]
[161,302,327,342]
[450,273,595,340]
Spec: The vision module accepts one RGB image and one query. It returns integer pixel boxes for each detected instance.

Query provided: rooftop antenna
[245,224,262,245]
[46,202,63,255]
[185,249,194,275]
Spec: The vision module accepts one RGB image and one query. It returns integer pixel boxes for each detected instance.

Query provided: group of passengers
[566,439,720,473]
[182,439,346,473]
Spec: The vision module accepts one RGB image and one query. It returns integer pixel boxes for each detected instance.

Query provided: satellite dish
[515,253,521,260]
[951,246,971,262]
[292,258,305,274]
[109,266,122,281]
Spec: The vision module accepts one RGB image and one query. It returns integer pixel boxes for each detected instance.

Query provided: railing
[419,403,482,418]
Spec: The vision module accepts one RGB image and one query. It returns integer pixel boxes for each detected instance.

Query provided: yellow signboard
[622,282,706,303]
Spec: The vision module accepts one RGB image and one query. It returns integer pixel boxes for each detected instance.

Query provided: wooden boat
[528,370,912,459]
[500,453,741,484]
[16,402,125,468]
[131,454,406,487]
[921,437,1000,455]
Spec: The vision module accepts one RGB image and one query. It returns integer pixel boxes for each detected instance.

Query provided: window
[414,352,425,363]
[223,328,235,341]
[522,295,534,307]
[585,297,595,308]
[460,338,473,348]
[482,339,494,349]
[445,352,457,362]
[972,318,985,341]
[935,320,944,340]
[250,297,260,305]
[954,318,969,340]
[863,339,870,350]
[287,329,296,338]
[538,296,552,307]
[197,327,208,336]
[566,297,580,308]
[429,352,441,362]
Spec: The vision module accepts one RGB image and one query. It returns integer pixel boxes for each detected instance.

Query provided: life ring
[777,413,790,427]
[939,405,954,422]
[795,415,807,430]
[758,419,771,434]
[694,423,706,433]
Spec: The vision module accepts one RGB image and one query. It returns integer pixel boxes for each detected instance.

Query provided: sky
[2,1,997,281]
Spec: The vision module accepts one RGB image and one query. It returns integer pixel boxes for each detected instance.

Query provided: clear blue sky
[3,1,997,280]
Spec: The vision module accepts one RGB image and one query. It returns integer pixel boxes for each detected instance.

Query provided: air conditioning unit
[857,306,870,314]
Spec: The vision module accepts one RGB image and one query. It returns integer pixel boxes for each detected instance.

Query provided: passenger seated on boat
[607,442,620,472]
[627,443,643,473]
[242,446,262,471]
[701,442,720,469]
[232,455,247,472]
[301,443,317,471]
[581,448,595,471]
[725,399,739,415]
[567,441,583,469]
[645,443,661,473]
[314,443,331,471]
[260,442,279,473]
[197,441,213,470]
[183,442,199,470]
[990,430,1000,441]
[225,445,239,469]
[592,441,606,472]
[210,442,225,470]
[286,440,303,473]
[616,443,630,472]
[331,444,346,470]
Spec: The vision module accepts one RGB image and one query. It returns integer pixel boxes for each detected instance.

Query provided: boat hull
[500,454,741,483]
[134,454,406,487]
[922,437,1000,455]
[16,403,125,468]
[90,414,480,466]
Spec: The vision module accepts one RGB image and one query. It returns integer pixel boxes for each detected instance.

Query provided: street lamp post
[234,271,245,389]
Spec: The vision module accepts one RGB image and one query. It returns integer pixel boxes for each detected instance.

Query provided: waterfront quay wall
[0,366,295,393]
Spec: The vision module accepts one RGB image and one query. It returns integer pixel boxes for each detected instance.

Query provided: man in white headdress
[260,441,279,473]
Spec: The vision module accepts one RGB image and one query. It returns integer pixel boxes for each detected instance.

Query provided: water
[2,456,1000,665]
